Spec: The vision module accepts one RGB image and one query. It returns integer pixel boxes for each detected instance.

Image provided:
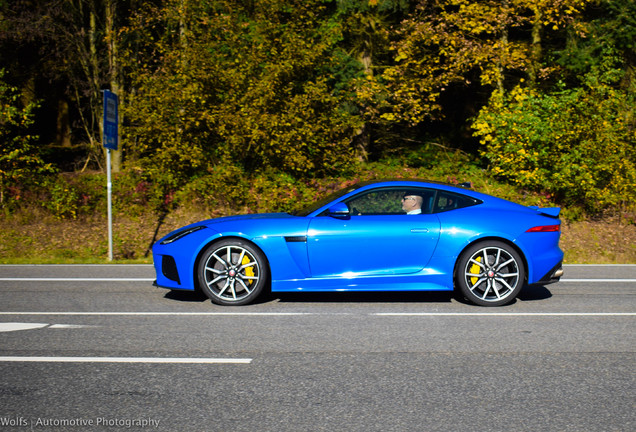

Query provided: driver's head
[401,194,423,212]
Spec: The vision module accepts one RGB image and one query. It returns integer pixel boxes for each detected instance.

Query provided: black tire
[456,241,525,307]
[197,239,269,306]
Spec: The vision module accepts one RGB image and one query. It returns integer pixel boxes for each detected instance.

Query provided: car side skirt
[271,272,453,293]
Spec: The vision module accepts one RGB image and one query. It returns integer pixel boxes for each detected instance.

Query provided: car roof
[351,179,528,209]
[298,178,527,217]
[353,179,474,194]
[364,178,469,186]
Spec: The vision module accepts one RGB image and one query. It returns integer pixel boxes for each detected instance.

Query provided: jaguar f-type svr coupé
[152,180,563,306]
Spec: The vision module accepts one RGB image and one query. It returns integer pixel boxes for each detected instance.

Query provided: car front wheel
[197,240,268,306]
[456,241,525,306]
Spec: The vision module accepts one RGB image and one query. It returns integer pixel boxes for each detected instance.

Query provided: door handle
[410,228,429,233]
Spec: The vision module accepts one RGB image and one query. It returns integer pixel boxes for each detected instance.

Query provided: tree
[473,83,635,214]
[0,70,55,208]
[472,0,635,214]
[364,0,589,125]
[0,0,129,171]
[332,0,411,160]
[123,0,365,185]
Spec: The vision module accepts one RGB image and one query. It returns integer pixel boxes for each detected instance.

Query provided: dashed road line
[375,312,636,316]
[560,279,636,283]
[0,356,252,364]
[0,312,313,316]
[0,323,97,332]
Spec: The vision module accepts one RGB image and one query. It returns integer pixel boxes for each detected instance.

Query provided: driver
[402,194,423,214]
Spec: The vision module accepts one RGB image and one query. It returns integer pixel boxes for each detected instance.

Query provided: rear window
[432,191,481,213]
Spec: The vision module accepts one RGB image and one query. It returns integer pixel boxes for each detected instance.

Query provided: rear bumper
[534,262,564,285]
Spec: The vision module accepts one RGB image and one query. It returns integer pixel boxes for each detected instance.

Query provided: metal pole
[107,148,113,261]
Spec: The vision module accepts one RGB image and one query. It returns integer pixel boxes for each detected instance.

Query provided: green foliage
[2,0,635,223]
[122,0,364,184]
[364,0,591,127]
[473,83,636,214]
[0,70,55,210]
[556,0,635,86]
[34,173,106,220]
[386,144,481,178]
[40,176,80,219]
[177,165,251,213]
[177,167,329,215]
[247,171,327,214]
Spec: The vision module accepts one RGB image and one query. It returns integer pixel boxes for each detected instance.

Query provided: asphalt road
[0,264,634,432]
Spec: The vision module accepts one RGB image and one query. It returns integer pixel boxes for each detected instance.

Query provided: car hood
[157,212,301,244]
[199,212,293,227]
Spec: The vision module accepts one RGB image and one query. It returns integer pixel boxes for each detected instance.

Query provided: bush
[40,176,80,219]
[4,156,593,223]
[473,83,636,214]
[177,165,251,215]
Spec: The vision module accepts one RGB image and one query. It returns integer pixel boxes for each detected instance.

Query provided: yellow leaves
[473,81,636,214]
[394,50,408,62]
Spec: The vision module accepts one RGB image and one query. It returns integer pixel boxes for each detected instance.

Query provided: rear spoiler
[528,206,561,218]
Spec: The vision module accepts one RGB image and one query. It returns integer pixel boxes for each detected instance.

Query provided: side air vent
[284,236,307,243]
[162,255,181,284]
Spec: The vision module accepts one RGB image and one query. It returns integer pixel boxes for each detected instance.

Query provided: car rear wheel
[456,241,525,306]
[197,239,268,306]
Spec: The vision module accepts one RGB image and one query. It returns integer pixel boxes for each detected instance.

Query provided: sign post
[103,90,119,261]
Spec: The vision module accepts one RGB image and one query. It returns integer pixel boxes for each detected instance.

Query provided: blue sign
[103,90,119,150]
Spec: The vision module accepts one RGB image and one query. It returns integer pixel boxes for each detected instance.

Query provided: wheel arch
[453,236,529,287]
[191,235,271,293]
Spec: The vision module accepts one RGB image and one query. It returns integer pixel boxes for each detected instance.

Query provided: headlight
[160,225,207,245]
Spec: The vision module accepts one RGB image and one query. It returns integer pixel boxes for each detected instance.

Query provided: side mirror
[327,202,350,217]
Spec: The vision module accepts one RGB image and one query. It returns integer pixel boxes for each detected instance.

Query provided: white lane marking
[0,323,49,332]
[1,277,634,283]
[560,279,636,282]
[376,312,636,317]
[48,324,96,329]
[564,264,636,266]
[0,323,96,332]
[0,312,633,317]
[0,312,313,316]
[0,357,251,364]
[0,278,155,282]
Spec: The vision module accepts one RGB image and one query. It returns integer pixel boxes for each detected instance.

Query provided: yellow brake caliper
[242,255,255,285]
[469,256,482,285]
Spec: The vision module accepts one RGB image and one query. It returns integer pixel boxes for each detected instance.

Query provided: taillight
[526,225,560,233]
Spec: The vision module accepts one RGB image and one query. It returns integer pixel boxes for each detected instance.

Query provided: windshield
[292,184,363,217]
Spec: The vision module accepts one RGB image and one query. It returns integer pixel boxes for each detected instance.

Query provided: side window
[344,188,437,215]
[433,191,481,213]
[346,190,404,215]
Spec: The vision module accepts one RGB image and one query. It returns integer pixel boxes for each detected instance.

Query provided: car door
[306,188,441,278]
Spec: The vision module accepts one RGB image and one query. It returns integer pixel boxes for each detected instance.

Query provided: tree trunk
[496,1,510,95]
[56,99,71,147]
[355,47,372,162]
[529,6,542,85]
[89,7,103,160]
[105,0,122,172]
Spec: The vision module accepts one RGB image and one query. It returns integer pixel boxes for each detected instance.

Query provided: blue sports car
[152,180,563,306]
